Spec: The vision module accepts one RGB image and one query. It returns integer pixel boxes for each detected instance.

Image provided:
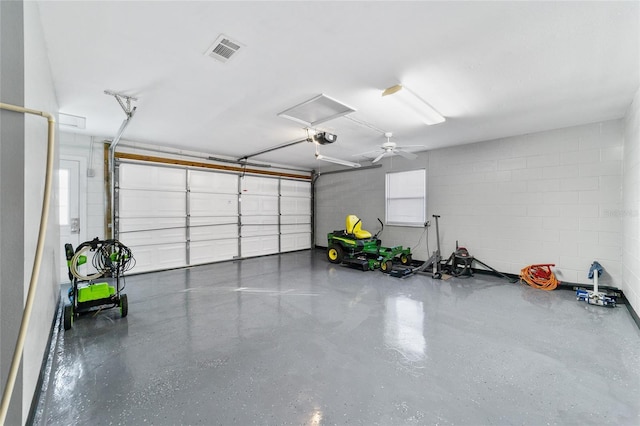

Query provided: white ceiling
[37,1,639,170]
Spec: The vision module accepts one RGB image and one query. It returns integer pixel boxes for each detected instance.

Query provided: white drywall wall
[623,88,640,315]
[22,1,61,422]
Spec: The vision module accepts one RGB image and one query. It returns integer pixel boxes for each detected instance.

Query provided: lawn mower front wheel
[327,244,344,264]
[380,259,393,273]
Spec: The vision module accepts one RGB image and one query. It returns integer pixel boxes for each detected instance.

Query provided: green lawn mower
[63,237,135,330]
[327,215,412,273]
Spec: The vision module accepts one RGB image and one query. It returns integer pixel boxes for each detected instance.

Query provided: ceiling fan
[357,132,422,163]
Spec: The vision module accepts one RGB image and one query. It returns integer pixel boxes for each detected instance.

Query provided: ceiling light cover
[382,84,445,125]
[278,94,356,127]
[315,153,361,168]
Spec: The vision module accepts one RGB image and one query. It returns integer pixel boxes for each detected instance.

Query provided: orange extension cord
[520,264,560,291]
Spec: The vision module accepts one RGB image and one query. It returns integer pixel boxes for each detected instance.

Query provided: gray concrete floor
[34,249,640,425]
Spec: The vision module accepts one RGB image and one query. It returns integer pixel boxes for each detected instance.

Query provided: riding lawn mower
[326,215,412,273]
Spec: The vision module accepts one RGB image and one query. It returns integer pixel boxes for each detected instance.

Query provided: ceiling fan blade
[372,152,387,163]
[395,145,424,150]
[316,153,361,168]
[352,149,383,157]
[394,150,418,160]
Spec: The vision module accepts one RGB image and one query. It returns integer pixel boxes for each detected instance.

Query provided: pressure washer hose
[520,264,560,291]
[70,245,105,281]
[0,103,55,425]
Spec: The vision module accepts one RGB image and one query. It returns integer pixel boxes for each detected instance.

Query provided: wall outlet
[87,168,95,177]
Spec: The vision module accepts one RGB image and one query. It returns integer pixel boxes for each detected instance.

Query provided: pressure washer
[63,237,135,330]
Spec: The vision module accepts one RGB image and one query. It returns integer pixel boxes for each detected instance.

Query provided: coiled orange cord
[520,264,560,291]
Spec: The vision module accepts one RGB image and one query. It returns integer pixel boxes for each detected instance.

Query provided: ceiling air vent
[205,35,243,63]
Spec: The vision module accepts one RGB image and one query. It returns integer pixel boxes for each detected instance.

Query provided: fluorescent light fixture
[382,84,445,125]
[278,94,356,127]
[315,153,361,168]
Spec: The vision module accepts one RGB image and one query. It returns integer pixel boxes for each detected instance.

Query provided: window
[385,169,426,226]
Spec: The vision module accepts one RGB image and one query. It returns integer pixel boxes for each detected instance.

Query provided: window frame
[385,168,426,227]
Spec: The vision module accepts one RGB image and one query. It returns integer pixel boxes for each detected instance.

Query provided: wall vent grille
[205,35,243,63]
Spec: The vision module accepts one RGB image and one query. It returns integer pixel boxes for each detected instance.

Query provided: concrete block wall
[315,119,624,288]
[623,88,640,315]
[429,120,623,286]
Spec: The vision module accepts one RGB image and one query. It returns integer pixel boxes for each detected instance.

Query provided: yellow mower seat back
[346,215,372,239]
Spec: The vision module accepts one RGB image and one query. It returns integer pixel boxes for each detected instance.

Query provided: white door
[58,157,86,282]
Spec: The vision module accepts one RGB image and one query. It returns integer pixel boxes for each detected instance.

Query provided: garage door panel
[119,189,186,218]
[190,170,237,193]
[280,180,311,197]
[241,176,279,195]
[190,193,238,216]
[127,243,187,273]
[191,224,238,241]
[241,194,278,215]
[280,215,311,226]
[241,225,279,237]
[190,239,238,264]
[119,163,186,191]
[119,217,186,232]
[241,215,278,226]
[190,216,238,227]
[281,233,311,252]
[281,224,311,234]
[119,227,186,246]
[241,236,279,257]
[281,197,311,215]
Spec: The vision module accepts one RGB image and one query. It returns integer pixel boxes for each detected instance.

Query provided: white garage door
[116,161,311,273]
[117,163,187,273]
[189,169,239,266]
[280,179,312,252]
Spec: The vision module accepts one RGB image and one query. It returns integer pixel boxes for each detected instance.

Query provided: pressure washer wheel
[327,244,344,264]
[63,304,73,330]
[120,294,128,318]
[380,260,393,273]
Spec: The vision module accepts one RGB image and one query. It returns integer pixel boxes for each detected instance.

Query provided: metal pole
[108,108,136,238]
[239,137,310,161]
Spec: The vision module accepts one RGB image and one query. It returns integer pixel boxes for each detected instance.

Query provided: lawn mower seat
[346,215,372,239]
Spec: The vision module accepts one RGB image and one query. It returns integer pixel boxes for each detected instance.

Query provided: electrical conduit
[0,102,55,425]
